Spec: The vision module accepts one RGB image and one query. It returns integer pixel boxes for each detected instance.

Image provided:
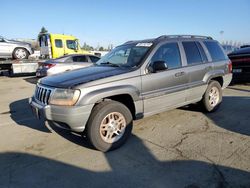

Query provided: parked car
[228,47,250,82]
[222,45,239,54]
[0,36,33,59]
[30,35,232,152]
[36,54,100,77]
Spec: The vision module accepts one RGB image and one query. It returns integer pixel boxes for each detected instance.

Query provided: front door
[141,42,188,116]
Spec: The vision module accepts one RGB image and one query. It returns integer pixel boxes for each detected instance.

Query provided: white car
[36,54,100,77]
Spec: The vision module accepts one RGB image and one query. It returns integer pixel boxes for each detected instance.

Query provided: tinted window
[89,56,100,63]
[151,43,181,69]
[72,56,87,62]
[196,42,208,62]
[55,39,63,48]
[183,42,202,64]
[204,41,226,61]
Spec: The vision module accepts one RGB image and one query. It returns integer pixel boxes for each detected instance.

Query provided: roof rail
[156,35,213,41]
[123,40,135,44]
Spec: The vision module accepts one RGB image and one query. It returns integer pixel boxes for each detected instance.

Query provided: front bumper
[29,97,94,132]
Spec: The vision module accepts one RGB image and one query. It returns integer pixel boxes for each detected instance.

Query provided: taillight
[44,63,55,69]
[228,60,232,73]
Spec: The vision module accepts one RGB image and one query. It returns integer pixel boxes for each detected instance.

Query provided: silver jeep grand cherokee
[30,35,232,152]
[0,36,33,59]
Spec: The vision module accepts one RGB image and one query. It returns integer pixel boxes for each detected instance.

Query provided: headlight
[49,89,80,106]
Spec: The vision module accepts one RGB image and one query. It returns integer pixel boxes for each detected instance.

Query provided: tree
[82,42,94,51]
[99,46,104,51]
[39,27,48,35]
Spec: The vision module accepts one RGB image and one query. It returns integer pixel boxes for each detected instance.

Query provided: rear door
[141,42,189,116]
[71,55,91,70]
[181,41,212,102]
[53,56,74,74]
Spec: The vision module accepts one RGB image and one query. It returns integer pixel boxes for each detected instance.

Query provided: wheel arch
[203,70,224,87]
[79,85,142,120]
[12,47,31,59]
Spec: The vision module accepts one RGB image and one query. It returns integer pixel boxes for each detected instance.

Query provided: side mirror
[150,60,168,73]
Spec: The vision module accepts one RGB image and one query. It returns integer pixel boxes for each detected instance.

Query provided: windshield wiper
[99,62,121,67]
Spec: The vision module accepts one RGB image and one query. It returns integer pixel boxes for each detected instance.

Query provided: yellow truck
[38,33,90,59]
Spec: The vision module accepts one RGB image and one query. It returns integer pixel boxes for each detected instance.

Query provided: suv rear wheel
[202,80,222,112]
[87,101,133,152]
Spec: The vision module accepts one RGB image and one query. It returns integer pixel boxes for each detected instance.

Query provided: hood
[228,47,250,57]
[40,65,132,88]
[7,39,31,46]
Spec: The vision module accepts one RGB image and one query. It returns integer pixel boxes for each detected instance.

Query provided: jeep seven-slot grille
[35,85,53,105]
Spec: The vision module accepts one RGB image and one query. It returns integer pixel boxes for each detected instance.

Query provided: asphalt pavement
[0,76,249,188]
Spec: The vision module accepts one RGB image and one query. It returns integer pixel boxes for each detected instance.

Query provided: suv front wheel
[202,80,222,112]
[87,101,133,152]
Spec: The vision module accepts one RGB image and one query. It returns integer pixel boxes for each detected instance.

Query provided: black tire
[201,80,222,112]
[13,48,29,59]
[87,100,133,152]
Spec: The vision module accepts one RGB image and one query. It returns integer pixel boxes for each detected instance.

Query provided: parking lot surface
[0,76,249,188]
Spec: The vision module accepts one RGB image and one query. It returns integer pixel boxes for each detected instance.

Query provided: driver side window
[151,43,181,69]
[66,40,77,50]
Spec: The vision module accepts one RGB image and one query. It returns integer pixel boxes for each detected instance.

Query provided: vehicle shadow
[23,76,39,84]
[0,135,249,188]
[181,96,250,136]
[48,121,95,150]
[9,98,51,133]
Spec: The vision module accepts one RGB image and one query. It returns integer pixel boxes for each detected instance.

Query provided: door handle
[175,71,185,77]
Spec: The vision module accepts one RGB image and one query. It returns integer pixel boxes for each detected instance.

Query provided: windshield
[96,43,152,67]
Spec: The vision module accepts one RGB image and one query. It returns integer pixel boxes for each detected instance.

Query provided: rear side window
[89,56,100,63]
[72,56,88,62]
[196,42,208,62]
[151,43,181,69]
[204,41,226,61]
[55,39,63,48]
[182,42,202,65]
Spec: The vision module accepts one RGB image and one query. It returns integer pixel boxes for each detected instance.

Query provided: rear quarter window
[204,41,226,61]
[73,56,88,62]
[89,56,100,63]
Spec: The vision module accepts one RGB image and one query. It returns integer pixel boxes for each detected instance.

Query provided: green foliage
[39,27,48,35]
[82,42,94,51]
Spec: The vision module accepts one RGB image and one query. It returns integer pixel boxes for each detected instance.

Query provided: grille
[35,85,53,105]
